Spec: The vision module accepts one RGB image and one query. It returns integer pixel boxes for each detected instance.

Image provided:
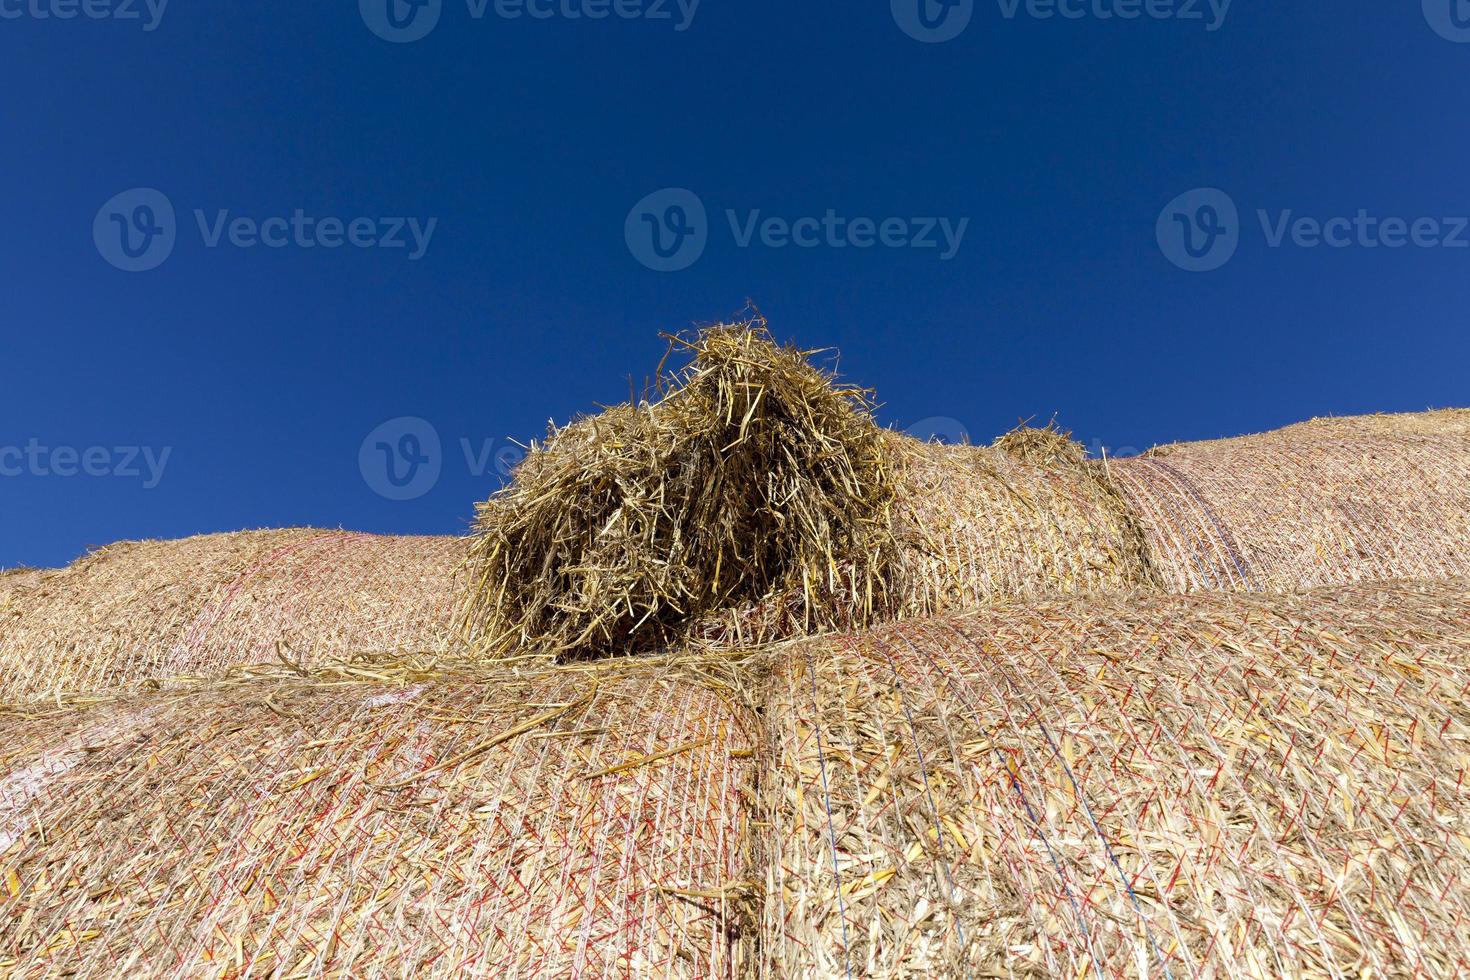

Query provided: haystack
[0,655,760,977]
[460,326,900,659]
[1110,410,1470,592]
[461,325,1156,661]
[0,529,464,703]
[762,579,1470,976]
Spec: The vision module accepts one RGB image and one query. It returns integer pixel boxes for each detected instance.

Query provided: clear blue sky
[3,2,1469,569]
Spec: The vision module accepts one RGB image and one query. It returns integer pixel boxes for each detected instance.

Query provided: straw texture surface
[889,432,1157,617]
[0,530,463,703]
[763,580,1470,977]
[460,326,898,661]
[0,656,759,978]
[1109,411,1470,593]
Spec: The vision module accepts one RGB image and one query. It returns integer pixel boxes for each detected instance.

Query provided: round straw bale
[761,579,1470,977]
[1109,410,1470,592]
[0,529,464,703]
[888,429,1158,618]
[0,657,760,977]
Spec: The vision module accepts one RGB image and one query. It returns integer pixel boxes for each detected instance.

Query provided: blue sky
[3,1,1469,569]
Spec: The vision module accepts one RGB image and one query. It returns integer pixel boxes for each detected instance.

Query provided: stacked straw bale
[0,655,760,977]
[762,579,1470,977]
[460,324,1470,663]
[461,325,1157,662]
[1109,410,1470,593]
[0,529,464,703]
[888,429,1156,619]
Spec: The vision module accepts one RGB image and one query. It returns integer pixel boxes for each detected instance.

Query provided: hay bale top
[1111,407,1470,592]
[883,424,1160,614]
[0,529,466,703]
[460,323,899,660]
[0,568,47,597]
[990,420,1088,466]
[1148,407,1470,456]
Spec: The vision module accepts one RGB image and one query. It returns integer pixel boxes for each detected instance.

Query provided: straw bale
[461,326,1158,662]
[1110,410,1470,592]
[888,428,1157,618]
[0,529,463,703]
[762,580,1470,977]
[0,655,760,977]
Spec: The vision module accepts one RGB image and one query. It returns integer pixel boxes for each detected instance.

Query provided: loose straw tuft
[459,321,900,660]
